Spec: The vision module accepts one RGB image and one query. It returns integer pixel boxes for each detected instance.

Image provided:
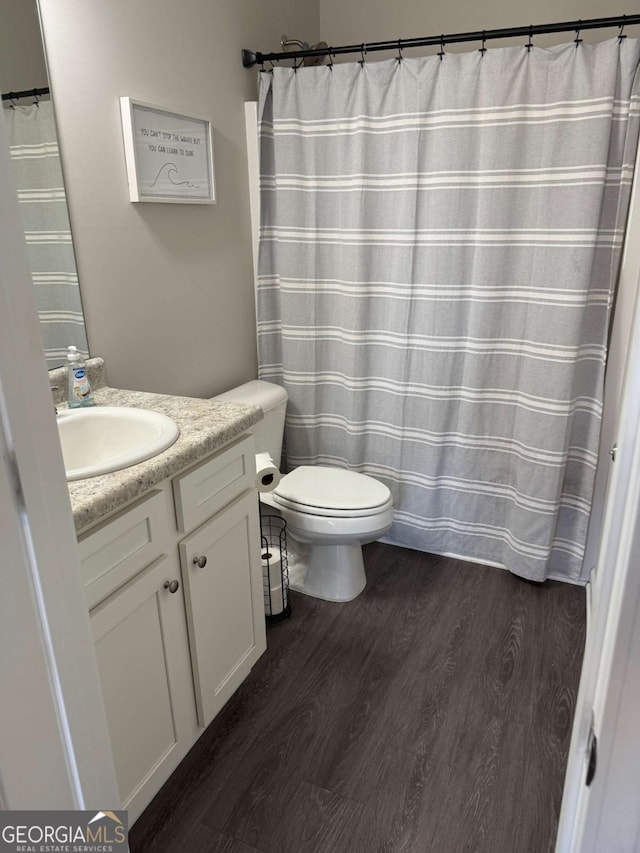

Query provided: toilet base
[288,541,366,602]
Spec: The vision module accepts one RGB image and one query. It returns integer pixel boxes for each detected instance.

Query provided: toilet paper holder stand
[259,508,291,623]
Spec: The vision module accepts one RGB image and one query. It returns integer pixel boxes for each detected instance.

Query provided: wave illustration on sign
[149,162,200,189]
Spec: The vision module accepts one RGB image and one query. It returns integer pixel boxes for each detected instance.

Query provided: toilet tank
[212,380,288,468]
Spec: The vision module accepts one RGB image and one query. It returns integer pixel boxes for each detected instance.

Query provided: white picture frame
[120,97,215,204]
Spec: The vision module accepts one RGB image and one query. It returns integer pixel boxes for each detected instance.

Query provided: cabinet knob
[193,555,207,568]
[164,579,180,594]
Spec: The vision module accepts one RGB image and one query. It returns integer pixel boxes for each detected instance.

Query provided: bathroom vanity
[58,366,266,823]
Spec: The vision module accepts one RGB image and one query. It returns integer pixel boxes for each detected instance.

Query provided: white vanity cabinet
[89,552,196,815]
[77,432,266,823]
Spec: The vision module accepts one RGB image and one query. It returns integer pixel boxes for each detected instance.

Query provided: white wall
[37,0,318,398]
[320,0,640,53]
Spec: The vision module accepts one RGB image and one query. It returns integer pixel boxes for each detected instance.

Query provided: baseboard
[585,574,593,647]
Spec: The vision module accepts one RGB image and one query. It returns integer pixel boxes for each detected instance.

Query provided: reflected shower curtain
[6,101,88,369]
[257,39,640,582]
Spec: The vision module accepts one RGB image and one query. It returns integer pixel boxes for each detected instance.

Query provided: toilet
[213,380,393,602]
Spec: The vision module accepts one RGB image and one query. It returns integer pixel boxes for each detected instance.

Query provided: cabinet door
[90,554,197,822]
[179,490,266,727]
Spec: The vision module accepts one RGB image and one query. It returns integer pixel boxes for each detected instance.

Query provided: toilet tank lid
[212,380,288,413]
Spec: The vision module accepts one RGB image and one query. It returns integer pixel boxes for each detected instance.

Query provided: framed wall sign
[120,97,215,204]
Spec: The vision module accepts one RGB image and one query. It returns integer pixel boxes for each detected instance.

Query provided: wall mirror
[0,0,88,370]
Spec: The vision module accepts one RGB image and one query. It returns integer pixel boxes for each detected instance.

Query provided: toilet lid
[273,466,392,516]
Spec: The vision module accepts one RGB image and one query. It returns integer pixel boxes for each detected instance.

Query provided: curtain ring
[574,21,583,47]
[479,30,487,56]
[396,39,403,64]
[33,89,40,107]
[619,15,627,42]
[328,49,334,71]
[438,34,446,61]
[525,25,533,52]
[359,43,366,67]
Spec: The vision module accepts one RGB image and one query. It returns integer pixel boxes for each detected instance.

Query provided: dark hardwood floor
[129,542,585,853]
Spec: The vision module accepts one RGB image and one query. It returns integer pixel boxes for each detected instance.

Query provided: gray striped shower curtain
[257,38,640,582]
[7,101,88,369]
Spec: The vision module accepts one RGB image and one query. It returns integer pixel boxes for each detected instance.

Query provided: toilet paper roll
[262,549,284,615]
[255,452,281,493]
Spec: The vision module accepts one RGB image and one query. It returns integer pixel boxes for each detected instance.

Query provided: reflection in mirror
[1,0,88,369]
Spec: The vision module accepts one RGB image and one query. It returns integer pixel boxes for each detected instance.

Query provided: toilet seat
[273,466,392,518]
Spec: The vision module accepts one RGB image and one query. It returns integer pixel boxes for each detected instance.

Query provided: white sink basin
[57,406,180,481]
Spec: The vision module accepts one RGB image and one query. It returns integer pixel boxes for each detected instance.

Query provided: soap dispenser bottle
[67,346,95,408]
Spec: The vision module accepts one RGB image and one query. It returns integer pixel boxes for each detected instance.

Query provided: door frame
[556,244,640,850]
[0,103,119,809]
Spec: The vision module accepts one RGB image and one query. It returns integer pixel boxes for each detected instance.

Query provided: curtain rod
[1,87,50,102]
[241,13,640,68]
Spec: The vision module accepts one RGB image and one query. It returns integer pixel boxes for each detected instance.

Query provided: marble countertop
[65,385,262,534]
